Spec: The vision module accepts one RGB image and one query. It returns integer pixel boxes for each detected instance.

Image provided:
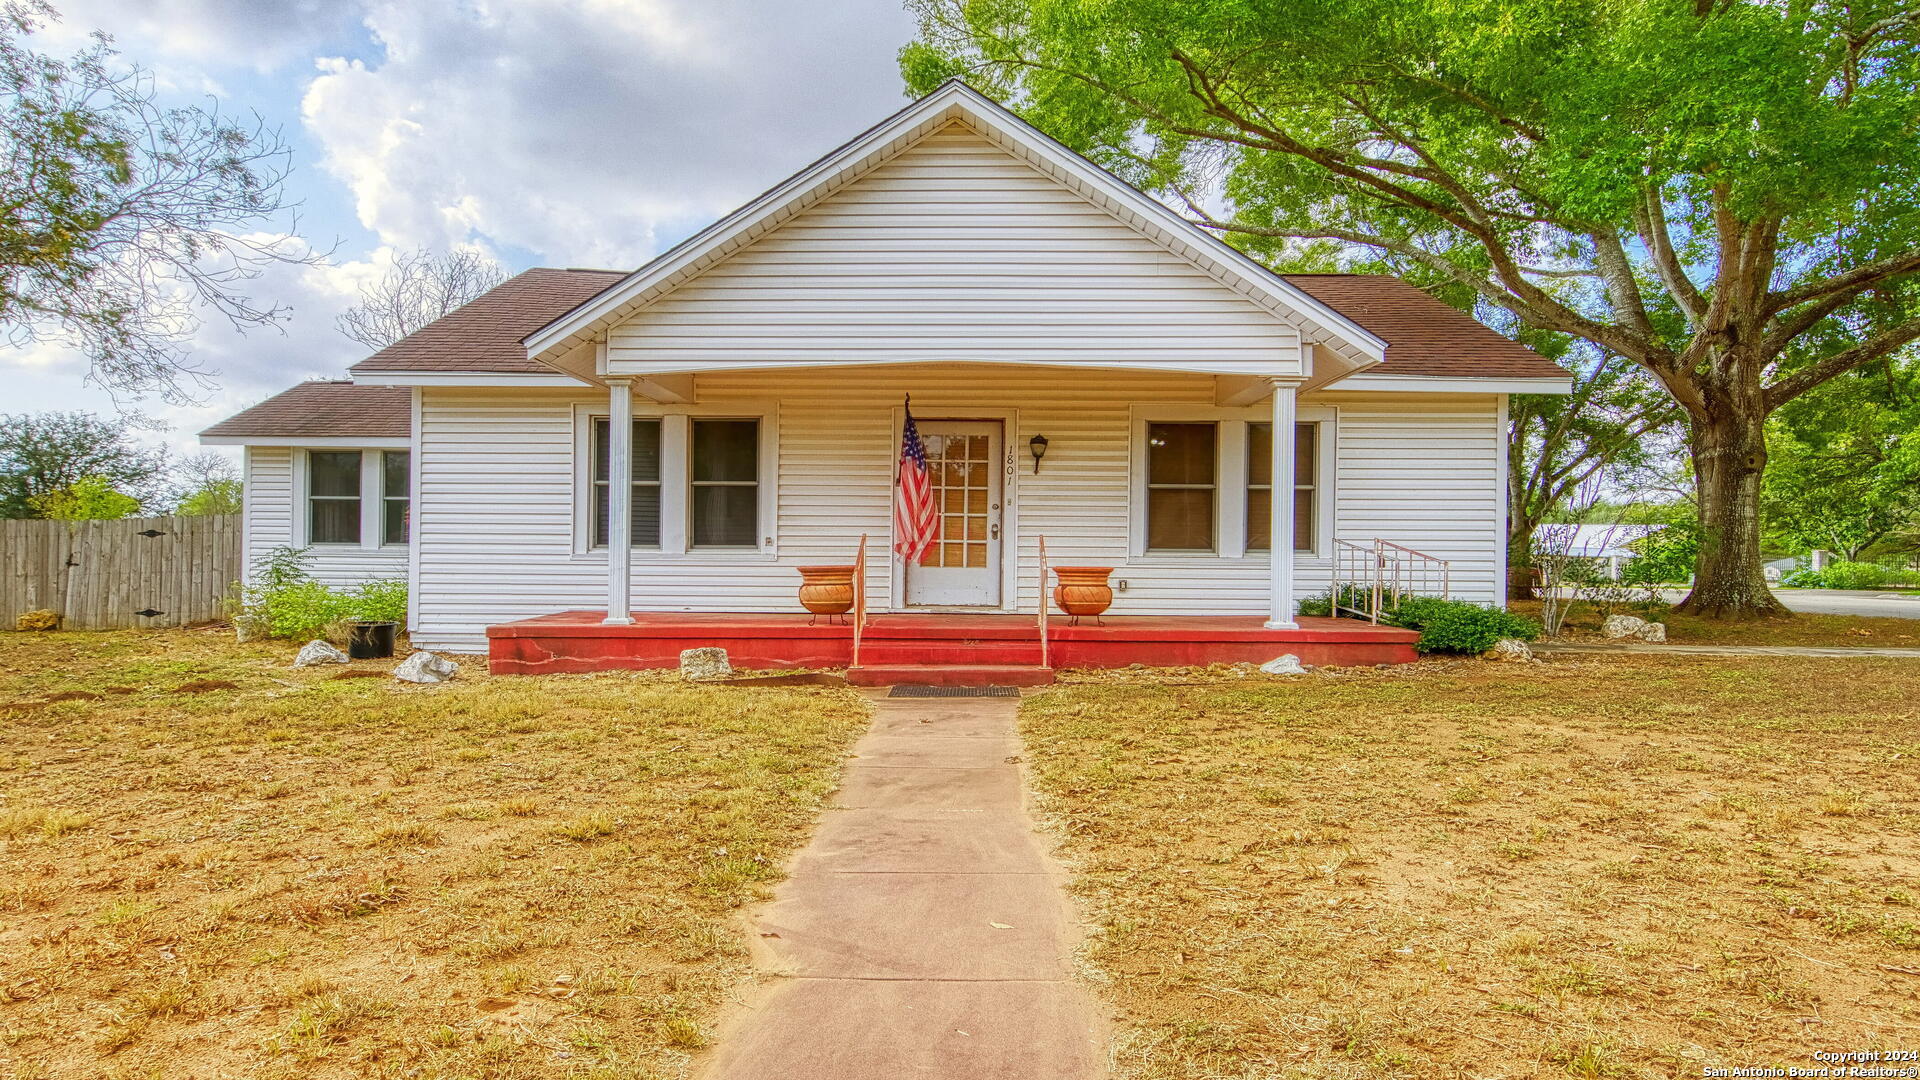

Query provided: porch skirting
[485,611,1418,676]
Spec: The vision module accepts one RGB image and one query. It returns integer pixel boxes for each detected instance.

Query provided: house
[1532,523,1668,581]
[202,82,1571,682]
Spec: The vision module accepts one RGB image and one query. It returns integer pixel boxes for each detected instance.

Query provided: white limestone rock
[1486,638,1534,662]
[393,651,459,684]
[1601,614,1649,640]
[293,640,349,667]
[1259,654,1308,676]
[679,647,732,681]
[1638,621,1667,643]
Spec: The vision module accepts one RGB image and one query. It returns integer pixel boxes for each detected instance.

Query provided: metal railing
[851,533,869,667]
[1036,534,1051,670]
[1331,538,1452,623]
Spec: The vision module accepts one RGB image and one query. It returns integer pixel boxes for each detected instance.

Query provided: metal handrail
[851,533,868,667]
[1036,534,1051,670]
[1331,537,1452,623]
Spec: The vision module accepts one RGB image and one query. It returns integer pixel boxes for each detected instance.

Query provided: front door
[905,420,1003,608]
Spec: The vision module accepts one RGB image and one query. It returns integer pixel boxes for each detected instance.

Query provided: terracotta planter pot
[1051,566,1115,619]
[796,565,857,616]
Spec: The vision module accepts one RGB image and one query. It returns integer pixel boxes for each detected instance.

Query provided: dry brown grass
[0,629,868,1080]
[1513,598,1920,648]
[1022,655,1920,1079]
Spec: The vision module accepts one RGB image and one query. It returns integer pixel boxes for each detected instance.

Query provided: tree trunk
[1507,512,1539,602]
[1674,404,1790,619]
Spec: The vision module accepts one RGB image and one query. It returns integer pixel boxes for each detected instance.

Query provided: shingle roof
[314,266,1562,386]
[1279,274,1567,380]
[348,267,626,375]
[200,381,412,440]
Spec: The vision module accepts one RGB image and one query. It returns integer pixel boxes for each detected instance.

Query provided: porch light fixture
[1029,434,1049,473]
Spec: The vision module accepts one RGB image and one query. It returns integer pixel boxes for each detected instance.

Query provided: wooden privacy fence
[2,514,241,630]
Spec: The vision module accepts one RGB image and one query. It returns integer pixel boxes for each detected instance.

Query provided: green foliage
[175,477,241,516]
[1782,561,1920,590]
[240,545,407,640]
[0,411,163,518]
[1763,357,1920,561]
[1621,519,1701,586]
[1384,597,1541,655]
[0,5,307,399]
[906,0,1920,615]
[27,473,139,519]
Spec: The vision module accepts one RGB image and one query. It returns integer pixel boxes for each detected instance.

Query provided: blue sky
[8,0,921,456]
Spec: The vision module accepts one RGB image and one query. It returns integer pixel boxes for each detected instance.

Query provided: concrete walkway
[701,694,1104,1080]
[1537,641,1920,658]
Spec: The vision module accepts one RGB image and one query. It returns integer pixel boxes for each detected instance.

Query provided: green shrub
[1621,520,1699,585]
[1782,560,1920,589]
[239,546,407,640]
[1384,596,1540,655]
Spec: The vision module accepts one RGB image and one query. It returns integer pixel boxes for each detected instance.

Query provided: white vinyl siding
[605,123,1301,376]
[240,446,410,589]
[404,375,1505,653]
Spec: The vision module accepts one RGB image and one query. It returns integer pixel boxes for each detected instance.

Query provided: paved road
[1648,588,1920,619]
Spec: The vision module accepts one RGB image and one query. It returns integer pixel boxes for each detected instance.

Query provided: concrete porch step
[844,664,1056,687]
[854,641,1046,666]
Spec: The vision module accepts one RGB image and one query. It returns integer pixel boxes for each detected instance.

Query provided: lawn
[0,630,868,1080]
[1511,599,1920,648]
[1025,656,1920,1079]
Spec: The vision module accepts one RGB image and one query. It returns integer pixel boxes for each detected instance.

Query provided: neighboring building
[202,82,1571,679]
[1533,523,1668,580]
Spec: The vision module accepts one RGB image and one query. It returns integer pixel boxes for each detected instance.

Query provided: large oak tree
[904,0,1920,617]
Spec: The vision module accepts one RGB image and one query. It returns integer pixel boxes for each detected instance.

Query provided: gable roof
[522,81,1389,379]
[1280,275,1571,381]
[200,381,412,441]
[350,268,625,377]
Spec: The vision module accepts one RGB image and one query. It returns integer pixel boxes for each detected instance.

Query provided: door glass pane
[309,451,361,497]
[1147,423,1214,485]
[692,420,757,482]
[692,485,756,547]
[1147,489,1213,551]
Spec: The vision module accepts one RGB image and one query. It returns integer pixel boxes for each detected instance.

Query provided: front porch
[485,611,1420,683]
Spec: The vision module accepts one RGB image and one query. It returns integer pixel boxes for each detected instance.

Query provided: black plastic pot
[347,620,398,659]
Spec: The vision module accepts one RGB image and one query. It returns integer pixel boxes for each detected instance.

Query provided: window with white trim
[1246,422,1317,554]
[590,418,663,547]
[382,451,411,546]
[580,409,770,553]
[306,449,409,548]
[690,419,759,548]
[307,451,361,545]
[1145,422,1217,552]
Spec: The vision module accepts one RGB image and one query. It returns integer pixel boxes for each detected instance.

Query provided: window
[1145,422,1216,552]
[590,418,662,547]
[691,419,759,547]
[1247,423,1317,554]
[307,451,362,545]
[382,451,411,546]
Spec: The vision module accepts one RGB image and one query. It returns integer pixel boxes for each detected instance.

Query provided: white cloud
[301,0,919,267]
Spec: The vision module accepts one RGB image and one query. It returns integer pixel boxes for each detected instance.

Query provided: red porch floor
[485,611,1419,680]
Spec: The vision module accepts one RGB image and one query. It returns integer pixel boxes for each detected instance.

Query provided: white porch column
[1265,377,1304,629]
[603,378,633,625]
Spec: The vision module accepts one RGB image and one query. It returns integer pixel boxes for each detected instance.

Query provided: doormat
[887,685,1021,698]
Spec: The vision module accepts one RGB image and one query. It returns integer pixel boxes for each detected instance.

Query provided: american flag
[893,399,940,564]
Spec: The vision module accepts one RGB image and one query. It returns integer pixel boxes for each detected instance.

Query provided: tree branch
[1763,317,1920,411]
